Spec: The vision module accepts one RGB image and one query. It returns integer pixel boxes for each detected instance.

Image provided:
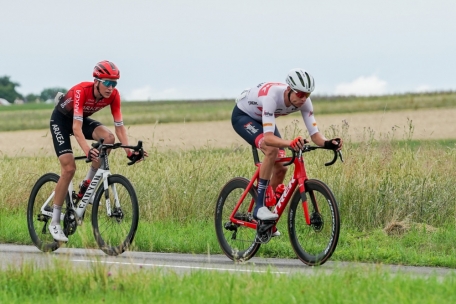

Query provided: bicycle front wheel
[27,173,69,252]
[288,179,340,266]
[215,177,261,262]
[91,174,139,256]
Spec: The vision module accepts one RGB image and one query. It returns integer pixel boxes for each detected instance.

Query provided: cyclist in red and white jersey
[232,68,343,224]
[49,60,147,241]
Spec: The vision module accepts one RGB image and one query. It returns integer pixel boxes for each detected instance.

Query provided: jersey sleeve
[300,97,319,136]
[259,95,277,134]
[73,87,85,122]
[110,91,124,126]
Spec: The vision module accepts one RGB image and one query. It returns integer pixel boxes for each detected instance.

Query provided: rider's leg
[254,144,279,220]
[83,125,116,181]
[270,161,287,192]
[49,153,75,242]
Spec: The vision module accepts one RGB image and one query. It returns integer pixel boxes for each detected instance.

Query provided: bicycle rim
[288,179,340,266]
[27,173,65,252]
[91,174,139,256]
[214,177,260,261]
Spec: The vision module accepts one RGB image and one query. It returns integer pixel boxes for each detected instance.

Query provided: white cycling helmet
[286,68,315,93]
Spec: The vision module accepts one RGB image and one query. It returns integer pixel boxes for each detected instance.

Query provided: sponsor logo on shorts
[244,122,259,135]
[60,97,72,108]
[52,124,65,146]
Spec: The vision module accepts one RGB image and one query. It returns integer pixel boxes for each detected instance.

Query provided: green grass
[1,261,456,303]
[1,91,456,131]
[2,135,456,267]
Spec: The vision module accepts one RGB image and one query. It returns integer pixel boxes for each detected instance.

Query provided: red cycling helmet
[93,60,120,79]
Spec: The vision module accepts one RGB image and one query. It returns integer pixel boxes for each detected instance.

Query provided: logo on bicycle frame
[274,177,295,211]
[78,174,102,209]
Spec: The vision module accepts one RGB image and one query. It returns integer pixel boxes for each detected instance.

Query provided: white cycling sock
[51,205,62,226]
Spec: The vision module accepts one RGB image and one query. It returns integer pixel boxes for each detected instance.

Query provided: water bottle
[265,185,276,207]
[77,179,91,199]
[275,184,286,201]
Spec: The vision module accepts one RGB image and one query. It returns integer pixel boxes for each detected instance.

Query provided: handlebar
[281,145,344,167]
[74,138,144,166]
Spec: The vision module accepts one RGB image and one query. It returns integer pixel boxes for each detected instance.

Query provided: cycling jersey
[235,82,319,136]
[56,82,123,126]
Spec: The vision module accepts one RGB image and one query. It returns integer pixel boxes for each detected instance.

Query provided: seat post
[252,146,260,165]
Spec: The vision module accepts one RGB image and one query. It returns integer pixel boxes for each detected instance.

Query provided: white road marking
[72,259,288,274]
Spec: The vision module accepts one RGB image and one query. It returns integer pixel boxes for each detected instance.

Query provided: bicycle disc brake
[63,209,78,236]
[255,220,275,244]
[310,212,324,232]
[111,207,124,222]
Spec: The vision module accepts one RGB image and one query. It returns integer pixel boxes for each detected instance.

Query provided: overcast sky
[1,0,455,101]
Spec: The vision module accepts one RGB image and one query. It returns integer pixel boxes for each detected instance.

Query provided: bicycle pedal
[255,221,274,244]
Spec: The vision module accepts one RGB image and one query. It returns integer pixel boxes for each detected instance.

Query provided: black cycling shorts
[50,108,103,157]
[231,105,282,148]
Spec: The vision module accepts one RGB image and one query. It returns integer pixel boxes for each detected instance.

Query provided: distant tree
[40,87,68,101]
[0,76,23,103]
[25,93,40,103]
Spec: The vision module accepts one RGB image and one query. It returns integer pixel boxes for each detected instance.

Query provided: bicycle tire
[91,174,139,256]
[215,177,261,261]
[27,173,70,252]
[288,179,340,266]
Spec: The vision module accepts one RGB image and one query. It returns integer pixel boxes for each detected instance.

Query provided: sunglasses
[97,79,118,88]
[291,88,309,99]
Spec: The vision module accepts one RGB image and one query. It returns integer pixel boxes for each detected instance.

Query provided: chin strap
[287,90,294,107]
[95,82,104,101]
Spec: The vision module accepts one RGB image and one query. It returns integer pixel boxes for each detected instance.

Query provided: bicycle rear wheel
[27,173,70,252]
[215,177,260,261]
[91,174,139,256]
[288,179,340,266]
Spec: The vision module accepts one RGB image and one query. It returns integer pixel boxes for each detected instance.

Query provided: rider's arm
[109,93,131,156]
[300,97,334,147]
[310,132,328,147]
[114,125,131,155]
[72,88,92,156]
[263,132,295,148]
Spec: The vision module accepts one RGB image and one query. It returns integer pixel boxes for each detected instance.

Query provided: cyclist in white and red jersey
[49,60,147,241]
[232,68,343,225]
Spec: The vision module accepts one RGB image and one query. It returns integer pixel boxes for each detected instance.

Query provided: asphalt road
[1,244,455,278]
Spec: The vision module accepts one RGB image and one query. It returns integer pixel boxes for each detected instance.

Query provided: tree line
[0,76,67,104]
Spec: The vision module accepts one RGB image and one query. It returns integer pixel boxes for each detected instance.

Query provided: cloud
[125,85,180,101]
[414,85,432,93]
[335,75,387,96]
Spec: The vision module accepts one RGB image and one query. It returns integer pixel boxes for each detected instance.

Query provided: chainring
[63,209,78,236]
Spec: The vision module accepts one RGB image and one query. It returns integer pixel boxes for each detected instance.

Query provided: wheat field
[1,107,456,157]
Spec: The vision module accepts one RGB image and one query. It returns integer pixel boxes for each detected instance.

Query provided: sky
[1,0,455,101]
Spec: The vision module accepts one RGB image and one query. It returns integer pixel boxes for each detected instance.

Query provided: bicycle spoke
[92,175,139,256]
[288,179,340,266]
[215,178,260,261]
[27,173,65,252]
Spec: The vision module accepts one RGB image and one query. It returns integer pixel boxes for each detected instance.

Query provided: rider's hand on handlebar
[86,147,99,162]
[127,150,148,164]
[289,136,309,152]
[324,138,343,151]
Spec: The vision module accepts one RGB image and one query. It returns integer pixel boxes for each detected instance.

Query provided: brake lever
[338,150,344,163]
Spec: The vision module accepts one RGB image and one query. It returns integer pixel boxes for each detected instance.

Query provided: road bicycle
[215,144,343,266]
[27,138,144,256]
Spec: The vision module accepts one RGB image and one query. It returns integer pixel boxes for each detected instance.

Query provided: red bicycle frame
[228,149,314,230]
